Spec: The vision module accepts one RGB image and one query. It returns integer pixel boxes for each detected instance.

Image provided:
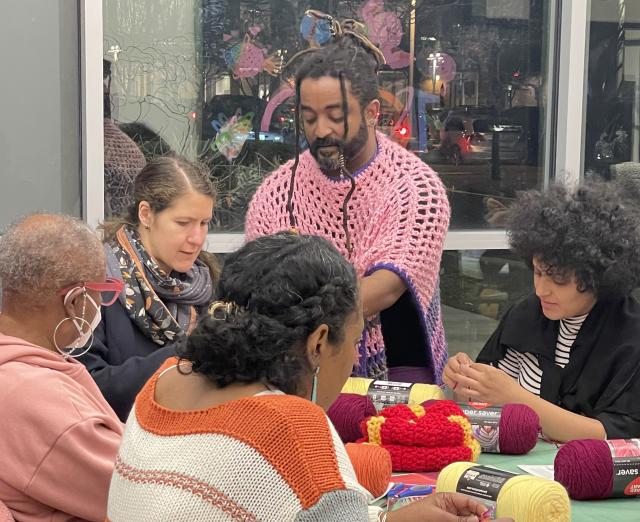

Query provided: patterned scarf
[107,226,213,346]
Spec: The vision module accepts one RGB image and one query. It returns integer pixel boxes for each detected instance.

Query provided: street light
[427,52,444,94]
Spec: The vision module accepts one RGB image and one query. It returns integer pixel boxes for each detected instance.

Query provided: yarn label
[367,380,413,410]
[456,465,517,517]
[607,439,640,496]
[459,403,501,453]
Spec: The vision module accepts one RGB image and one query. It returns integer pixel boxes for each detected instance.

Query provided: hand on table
[387,492,513,522]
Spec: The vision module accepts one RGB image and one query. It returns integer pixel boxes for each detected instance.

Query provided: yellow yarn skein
[437,462,571,522]
[342,377,444,405]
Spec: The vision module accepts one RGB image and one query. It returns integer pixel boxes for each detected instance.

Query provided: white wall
[0,0,81,226]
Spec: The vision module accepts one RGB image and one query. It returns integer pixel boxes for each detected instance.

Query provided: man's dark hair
[177,233,359,396]
[507,182,640,298]
[294,34,380,109]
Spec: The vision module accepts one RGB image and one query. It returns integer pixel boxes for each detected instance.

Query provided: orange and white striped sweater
[107,359,382,521]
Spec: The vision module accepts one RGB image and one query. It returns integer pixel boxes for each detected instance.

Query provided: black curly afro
[506,182,640,299]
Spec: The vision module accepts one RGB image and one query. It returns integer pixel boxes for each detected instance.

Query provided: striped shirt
[107,358,381,522]
[497,313,588,395]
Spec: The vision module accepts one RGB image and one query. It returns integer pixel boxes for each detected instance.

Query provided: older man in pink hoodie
[0,215,123,522]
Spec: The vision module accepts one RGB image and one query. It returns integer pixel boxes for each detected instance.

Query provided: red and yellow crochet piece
[358,400,481,472]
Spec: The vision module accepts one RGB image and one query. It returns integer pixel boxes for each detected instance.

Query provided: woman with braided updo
[107,233,497,522]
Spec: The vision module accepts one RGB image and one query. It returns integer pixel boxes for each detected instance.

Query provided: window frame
[80,0,105,229]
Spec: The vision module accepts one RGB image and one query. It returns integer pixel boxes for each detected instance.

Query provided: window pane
[103,0,554,232]
[0,0,81,226]
[441,249,532,360]
[585,1,640,187]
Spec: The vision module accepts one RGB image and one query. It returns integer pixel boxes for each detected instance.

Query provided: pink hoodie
[0,334,123,522]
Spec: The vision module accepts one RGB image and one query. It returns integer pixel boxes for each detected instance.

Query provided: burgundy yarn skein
[422,400,540,455]
[499,403,540,454]
[554,439,616,499]
[327,393,376,443]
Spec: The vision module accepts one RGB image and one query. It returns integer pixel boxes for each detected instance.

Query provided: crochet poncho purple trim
[246,133,450,383]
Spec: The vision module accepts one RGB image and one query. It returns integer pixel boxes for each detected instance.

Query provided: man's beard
[308,118,369,174]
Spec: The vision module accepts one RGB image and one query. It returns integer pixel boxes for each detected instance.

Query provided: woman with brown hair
[80,156,219,421]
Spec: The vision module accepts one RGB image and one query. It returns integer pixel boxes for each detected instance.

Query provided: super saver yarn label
[606,439,640,496]
[456,465,517,518]
[367,380,413,410]
[459,403,501,453]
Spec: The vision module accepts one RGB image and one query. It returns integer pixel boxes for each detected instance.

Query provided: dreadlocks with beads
[285,12,385,253]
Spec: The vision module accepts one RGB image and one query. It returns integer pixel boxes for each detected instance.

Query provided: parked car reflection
[439,107,528,165]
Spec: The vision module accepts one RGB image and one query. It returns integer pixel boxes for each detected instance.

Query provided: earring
[52,316,94,359]
[144,223,150,230]
[310,366,320,404]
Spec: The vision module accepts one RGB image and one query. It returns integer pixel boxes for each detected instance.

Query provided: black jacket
[477,293,640,438]
[78,300,176,422]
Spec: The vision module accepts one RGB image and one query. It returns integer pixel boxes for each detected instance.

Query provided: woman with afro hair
[444,182,640,441]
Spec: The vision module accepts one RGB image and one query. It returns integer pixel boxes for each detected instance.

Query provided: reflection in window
[441,249,532,360]
[585,0,640,197]
[103,0,553,232]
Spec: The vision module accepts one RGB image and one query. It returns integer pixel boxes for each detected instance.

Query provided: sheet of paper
[517,464,555,481]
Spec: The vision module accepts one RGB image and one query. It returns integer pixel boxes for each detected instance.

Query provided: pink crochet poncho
[246,133,450,382]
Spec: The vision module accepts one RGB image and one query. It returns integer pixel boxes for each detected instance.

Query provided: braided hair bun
[178,232,358,395]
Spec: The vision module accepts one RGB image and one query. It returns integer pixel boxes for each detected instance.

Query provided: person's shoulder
[256,158,298,190]
[248,158,298,213]
[249,394,328,426]
[378,135,439,175]
[508,293,542,316]
[238,395,348,501]
[494,293,544,339]
[376,136,445,192]
[601,294,640,344]
[0,361,90,430]
[229,394,335,449]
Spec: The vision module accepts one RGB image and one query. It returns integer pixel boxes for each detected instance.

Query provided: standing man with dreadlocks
[246,17,450,384]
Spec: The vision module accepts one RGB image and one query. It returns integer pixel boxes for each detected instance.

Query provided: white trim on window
[442,230,509,251]
[206,229,509,254]
[554,0,590,188]
[206,233,245,254]
[80,0,105,230]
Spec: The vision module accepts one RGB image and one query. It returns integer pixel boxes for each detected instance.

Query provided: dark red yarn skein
[422,400,540,455]
[499,403,540,454]
[327,393,376,443]
[554,439,618,499]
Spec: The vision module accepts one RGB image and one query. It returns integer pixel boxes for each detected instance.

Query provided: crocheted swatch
[358,401,481,472]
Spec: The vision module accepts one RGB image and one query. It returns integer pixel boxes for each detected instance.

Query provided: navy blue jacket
[78,300,176,421]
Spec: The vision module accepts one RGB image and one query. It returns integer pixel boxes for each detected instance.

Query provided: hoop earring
[53,316,94,359]
[310,366,320,404]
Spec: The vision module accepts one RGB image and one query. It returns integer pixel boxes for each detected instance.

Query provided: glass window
[0,0,81,226]
[441,249,532,359]
[102,0,555,232]
[585,1,640,188]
